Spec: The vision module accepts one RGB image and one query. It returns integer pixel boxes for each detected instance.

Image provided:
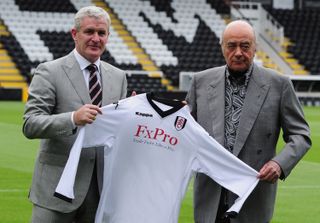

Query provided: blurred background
[0,1,319,222]
[0,0,320,103]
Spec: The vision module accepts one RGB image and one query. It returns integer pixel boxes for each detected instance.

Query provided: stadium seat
[267,7,320,75]
[1,0,227,92]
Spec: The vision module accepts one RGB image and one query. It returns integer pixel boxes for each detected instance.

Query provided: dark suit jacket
[186,63,311,223]
[23,52,127,213]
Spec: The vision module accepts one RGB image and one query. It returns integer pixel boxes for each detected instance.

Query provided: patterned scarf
[224,65,253,153]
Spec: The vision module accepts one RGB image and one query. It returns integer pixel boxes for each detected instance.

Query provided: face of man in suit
[71,16,109,63]
[221,20,256,74]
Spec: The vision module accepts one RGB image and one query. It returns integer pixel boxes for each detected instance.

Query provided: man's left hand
[258,160,282,183]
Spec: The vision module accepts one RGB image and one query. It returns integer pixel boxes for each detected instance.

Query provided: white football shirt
[56,93,259,223]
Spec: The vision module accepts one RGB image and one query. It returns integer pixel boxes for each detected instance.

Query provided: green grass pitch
[0,102,319,222]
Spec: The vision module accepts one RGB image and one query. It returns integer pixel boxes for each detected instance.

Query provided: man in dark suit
[186,20,311,223]
[23,6,127,223]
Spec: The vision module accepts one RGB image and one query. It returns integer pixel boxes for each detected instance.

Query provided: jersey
[55,93,259,223]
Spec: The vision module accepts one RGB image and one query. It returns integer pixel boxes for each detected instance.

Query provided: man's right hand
[73,104,102,126]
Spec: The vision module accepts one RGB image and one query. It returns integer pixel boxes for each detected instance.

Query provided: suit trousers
[215,188,230,223]
[31,164,99,223]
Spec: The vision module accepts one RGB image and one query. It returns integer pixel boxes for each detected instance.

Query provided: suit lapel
[100,63,115,106]
[63,53,91,105]
[207,67,226,145]
[233,65,270,156]
[62,54,118,106]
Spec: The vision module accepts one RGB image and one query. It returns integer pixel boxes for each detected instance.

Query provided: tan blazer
[23,52,127,213]
[186,63,311,223]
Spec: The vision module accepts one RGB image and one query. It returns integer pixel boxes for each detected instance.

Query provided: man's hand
[131,91,137,96]
[73,104,102,126]
[259,160,282,183]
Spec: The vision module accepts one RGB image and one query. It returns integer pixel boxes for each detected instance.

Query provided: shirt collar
[73,49,101,73]
[225,63,253,87]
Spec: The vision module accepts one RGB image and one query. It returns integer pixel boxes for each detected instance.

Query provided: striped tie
[87,64,102,107]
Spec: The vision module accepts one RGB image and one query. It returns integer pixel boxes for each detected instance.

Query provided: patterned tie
[87,64,102,107]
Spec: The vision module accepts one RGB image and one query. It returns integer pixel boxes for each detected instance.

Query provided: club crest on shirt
[175,116,187,131]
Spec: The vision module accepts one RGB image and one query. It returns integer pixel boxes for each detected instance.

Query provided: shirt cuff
[71,111,76,128]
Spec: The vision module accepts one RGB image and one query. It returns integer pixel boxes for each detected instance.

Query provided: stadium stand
[266,7,320,75]
[0,0,319,105]
[0,0,228,98]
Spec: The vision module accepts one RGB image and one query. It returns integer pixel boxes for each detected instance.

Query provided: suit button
[267,133,272,138]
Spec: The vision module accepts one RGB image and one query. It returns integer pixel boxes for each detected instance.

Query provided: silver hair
[74,6,111,31]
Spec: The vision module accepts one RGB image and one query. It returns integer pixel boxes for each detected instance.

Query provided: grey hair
[74,6,111,31]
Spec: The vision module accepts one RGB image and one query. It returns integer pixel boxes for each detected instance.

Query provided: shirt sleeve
[81,102,125,148]
[190,119,259,215]
[54,102,128,201]
[54,126,86,201]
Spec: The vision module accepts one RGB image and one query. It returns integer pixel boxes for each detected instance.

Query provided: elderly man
[186,20,311,223]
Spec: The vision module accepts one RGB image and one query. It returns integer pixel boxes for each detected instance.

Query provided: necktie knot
[86,64,97,74]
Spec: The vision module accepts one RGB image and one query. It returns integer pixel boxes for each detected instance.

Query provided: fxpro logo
[135,112,153,117]
[134,124,178,146]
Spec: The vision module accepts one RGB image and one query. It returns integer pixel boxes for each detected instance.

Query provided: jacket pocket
[38,151,68,167]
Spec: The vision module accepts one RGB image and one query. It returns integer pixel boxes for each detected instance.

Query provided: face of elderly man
[221,20,256,74]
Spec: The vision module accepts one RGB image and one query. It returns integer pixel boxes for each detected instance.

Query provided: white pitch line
[0,189,28,192]
[279,185,320,189]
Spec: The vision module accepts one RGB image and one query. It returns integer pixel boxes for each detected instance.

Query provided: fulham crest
[175,116,187,131]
